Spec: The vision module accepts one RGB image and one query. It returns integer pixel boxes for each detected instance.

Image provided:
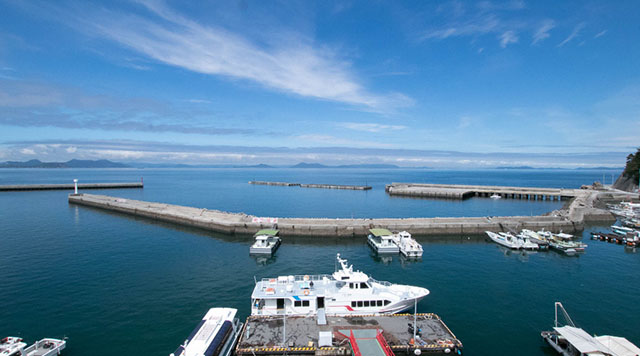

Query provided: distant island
[0,159,129,168]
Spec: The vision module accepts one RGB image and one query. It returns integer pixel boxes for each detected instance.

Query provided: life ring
[303,275,310,281]
[303,289,310,296]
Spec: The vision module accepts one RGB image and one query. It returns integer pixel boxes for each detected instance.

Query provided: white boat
[251,254,429,316]
[367,229,400,254]
[520,229,549,249]
[170,308,242,356]
[542,302,640,356]
[390,231,423,258]
[490,194,502,199]
[611,225,635,236]
[249,229,281,255]
[486,231,523,249]
[1,336,66,356]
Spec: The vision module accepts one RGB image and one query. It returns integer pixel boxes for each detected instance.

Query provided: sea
[1,168,638,356]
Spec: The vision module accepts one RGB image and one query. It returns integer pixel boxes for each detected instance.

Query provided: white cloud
[499,30,518,48]
[338,122,407,133]
[20,148,36,155]
[532,20,555,44]
[66,146,77,153]
[67,0,406,112]
[558,23,586,47]
[594,30,607,39]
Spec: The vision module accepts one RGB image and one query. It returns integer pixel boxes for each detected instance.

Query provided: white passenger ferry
[251,254,429,316]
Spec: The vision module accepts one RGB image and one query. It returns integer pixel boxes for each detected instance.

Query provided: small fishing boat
[542,302,640,356]
[490,194,502,199]
[1,336,66,356]
[170,308,242,356]
[485,231,523,249]
[367,229,400,254]
[611,225,635,236]
[513,233,539,250]
[249,229,281,255]
[390,231,423,258]
[520,229,549,249]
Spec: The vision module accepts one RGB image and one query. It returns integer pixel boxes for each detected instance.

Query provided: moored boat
[542,302,640,356]
[170,308,242,356]
[520,229,549,249]
[367,228,400,254]
[249,229,281,255]
[390,231,423,258]
[251,254,429,316]
[485,231,523,249]
[1,336,66,356]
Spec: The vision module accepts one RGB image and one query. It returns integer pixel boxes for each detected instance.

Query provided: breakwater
[0,182,143,191]
[249,181,372,190]
[386,183,576,200]
[68,187,618,237]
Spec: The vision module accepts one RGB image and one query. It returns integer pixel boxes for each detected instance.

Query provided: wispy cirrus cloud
[338,122,407,133]
[594,30,607,39]
[532,20,555,44]
[558,22,586,47]
[499,30,518,47]
[40,0,409,112]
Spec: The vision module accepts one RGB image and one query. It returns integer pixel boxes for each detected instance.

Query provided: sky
[0,0,639,168]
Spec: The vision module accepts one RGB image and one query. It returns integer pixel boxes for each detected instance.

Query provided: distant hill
[128,162,274,168]
[0,159,129,168]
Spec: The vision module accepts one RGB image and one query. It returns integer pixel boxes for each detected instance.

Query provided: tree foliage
[622,148,640,184]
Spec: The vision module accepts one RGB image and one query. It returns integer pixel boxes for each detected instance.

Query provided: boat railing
[260,274,333,284]
[369,278,392,287]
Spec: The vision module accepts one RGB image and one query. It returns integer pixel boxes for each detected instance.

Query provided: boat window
[364,301,370,307]
[294,301,302,307]
[341,276,349,280]
[377,300,383,307]
[336,282,345,288]
[360,282,369,289]
[357,301,363,307]
[302,300,310,307]
[384,300,390,306]
[351,301,357,307]
[349,283,354,289]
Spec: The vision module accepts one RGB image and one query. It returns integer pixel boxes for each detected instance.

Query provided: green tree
[622,148,640,184]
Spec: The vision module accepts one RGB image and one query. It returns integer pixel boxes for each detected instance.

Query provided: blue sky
[0,0,638,167]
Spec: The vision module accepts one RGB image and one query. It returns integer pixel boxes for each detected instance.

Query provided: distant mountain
[291,162,329,168]
[127,162,274,168]
[496,166,535,169]
[0,159,129,168]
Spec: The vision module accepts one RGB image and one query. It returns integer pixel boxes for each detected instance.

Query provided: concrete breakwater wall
[249,181,372,190]
[1,182,143,191]
[386,183,576,201]
[68,193,590,237]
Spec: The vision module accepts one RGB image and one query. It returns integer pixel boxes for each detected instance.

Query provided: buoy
[303,289,310,295]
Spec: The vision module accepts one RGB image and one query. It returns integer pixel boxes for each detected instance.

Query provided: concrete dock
[235,313,462,355]
[386,183,576,201]
[250,181,372,190]
[1,182,143,191]
[67,184,618,236]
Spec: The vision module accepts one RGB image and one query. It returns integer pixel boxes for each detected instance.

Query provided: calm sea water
[1,168,637,356]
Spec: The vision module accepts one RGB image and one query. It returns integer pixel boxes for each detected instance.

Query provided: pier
[67,187,618,236]
[386,183,576,201]
[250,181,372,190]
[0,182,143,191]
[235,313,462,355]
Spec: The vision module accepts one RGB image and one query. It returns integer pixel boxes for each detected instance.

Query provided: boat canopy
[369,228,393,237]
[594,336,640,356]
[553,326,615,355]
[254,229,279,237]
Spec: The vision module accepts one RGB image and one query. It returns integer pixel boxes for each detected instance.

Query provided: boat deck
[236,313,462,355]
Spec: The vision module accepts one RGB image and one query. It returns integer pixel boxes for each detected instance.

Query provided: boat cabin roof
[254,229,279,237]
[369,228,393,237]
[554,326,616,355]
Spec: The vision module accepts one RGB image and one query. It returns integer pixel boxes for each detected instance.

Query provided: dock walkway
[235,313,462,356]
[1,182,143,191]
[386,183,577,200]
